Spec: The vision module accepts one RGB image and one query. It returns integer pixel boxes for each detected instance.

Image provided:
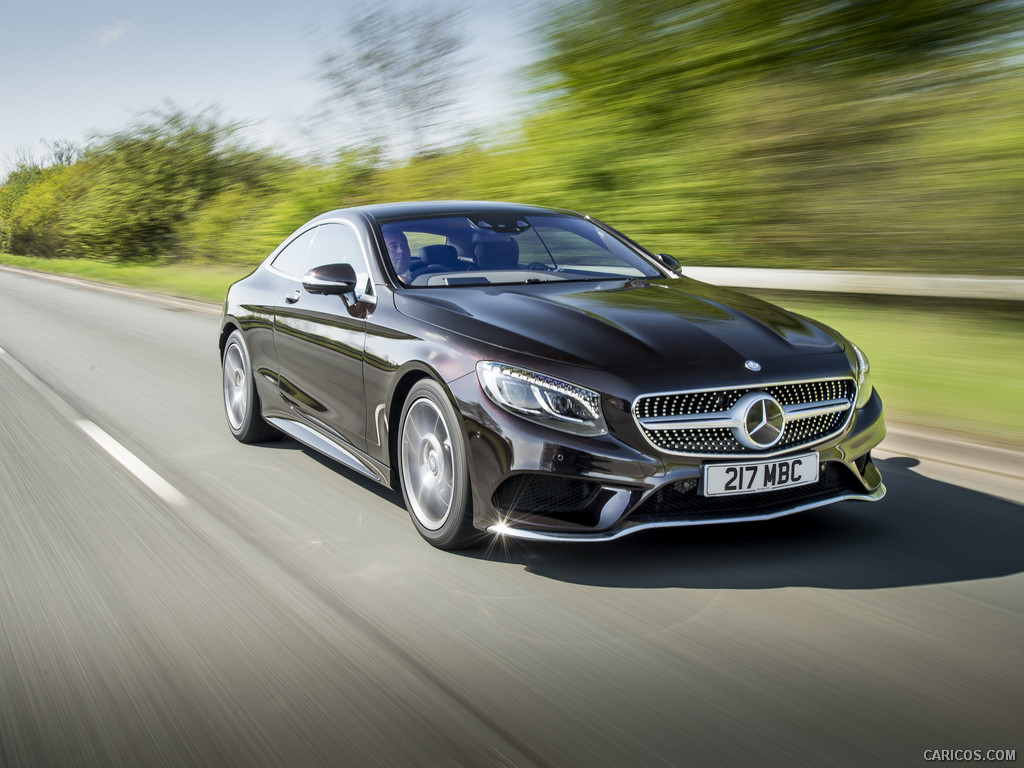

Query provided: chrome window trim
[266,262,299,280]
[266,219,377,304]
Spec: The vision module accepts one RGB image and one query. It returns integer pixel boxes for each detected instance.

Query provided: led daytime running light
[476,362,607,436]
[852,343,872,409]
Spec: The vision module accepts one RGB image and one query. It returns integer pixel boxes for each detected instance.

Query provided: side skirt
[265,416,391,486]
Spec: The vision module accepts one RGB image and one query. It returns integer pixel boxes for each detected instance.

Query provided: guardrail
[3,261,1023,301]
[682,267,1024,301]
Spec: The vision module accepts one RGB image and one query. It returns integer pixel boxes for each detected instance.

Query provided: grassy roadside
[0,254,254,304]
[3,253,1021,446]
[753,292,1024,447]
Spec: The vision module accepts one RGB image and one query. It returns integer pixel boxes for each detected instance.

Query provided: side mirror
[653,253,681,271]
[302,263,358,295]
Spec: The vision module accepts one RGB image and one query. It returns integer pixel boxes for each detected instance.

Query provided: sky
[0,0,537,173]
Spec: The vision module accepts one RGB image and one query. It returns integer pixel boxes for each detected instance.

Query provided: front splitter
[486,485,886,543]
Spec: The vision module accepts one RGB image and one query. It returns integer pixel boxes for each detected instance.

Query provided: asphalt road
[1,267,1021,767]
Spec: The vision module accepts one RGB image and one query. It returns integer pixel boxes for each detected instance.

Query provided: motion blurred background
[2,0,1022,441]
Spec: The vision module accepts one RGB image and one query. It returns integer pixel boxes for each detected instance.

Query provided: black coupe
[220,201,885,549]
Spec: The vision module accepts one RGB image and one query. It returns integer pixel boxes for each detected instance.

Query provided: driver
[382,226,413,284]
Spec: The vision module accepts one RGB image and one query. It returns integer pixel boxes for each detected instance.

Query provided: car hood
[394,278,845,374]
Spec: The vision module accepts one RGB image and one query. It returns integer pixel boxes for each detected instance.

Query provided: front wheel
[222,330,278,443]
[398,380,476,549]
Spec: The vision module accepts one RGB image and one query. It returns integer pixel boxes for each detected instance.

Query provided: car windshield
[377,212,663,287]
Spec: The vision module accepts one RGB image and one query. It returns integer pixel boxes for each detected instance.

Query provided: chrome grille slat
[783,398,851,419]
[642,413,741,430]
[633,378,856,457]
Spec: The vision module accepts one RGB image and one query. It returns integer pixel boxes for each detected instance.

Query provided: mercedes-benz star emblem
[731,392,786,449]
[745,360,761,372]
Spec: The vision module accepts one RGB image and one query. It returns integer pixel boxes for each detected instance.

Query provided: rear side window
[270,228,317,277]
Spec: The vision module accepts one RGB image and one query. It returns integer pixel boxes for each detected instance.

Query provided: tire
[222,330,278,444]
[398,379,476,549]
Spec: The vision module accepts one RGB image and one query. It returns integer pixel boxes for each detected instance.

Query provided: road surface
[1,267,1021,767]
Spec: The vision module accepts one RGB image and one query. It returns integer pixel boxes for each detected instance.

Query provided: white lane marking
[76,420,189,508]
[0,344,189,509]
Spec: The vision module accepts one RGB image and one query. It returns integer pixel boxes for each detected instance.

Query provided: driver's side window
[305,223,363,272]
[304,223,374,301]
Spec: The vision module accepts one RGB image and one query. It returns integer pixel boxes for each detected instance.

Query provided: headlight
[476,362,607,436]
[852,343,873,409]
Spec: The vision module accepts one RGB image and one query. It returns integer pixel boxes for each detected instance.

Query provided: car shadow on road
[261,437,405,501]
[467,457,1024,590]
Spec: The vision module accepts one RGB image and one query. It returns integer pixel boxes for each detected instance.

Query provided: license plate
[702,453,818,497]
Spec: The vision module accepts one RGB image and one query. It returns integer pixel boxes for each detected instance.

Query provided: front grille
[629,463,858,523]
[492,475,601,515]
[634,378,855,456]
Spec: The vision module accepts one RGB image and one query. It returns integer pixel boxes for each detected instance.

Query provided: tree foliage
[3,164,87,258]
[311,4,467,158]
[63,109,287,261]
[2,0,1023,273]
[536,0,1021,109]
[510,0,1024,268]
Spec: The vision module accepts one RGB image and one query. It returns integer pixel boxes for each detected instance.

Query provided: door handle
[284,290,301,304]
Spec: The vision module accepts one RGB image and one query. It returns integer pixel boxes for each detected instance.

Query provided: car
[220,201,885,549]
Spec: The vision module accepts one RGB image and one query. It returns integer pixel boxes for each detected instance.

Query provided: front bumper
[452,376,887,542]
[489,484,886,542]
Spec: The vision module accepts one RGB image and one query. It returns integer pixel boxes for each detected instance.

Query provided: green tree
[179,150,379,262]
[63,109,282,261]
[3,163,88,258]
[511,0,1024,269]
[536,0,1021,121]
[311,3,468,158]
[0,141,82,253]
[0,163,44,252]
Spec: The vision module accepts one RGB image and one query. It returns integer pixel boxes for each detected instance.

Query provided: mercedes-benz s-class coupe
[220,201,885,549]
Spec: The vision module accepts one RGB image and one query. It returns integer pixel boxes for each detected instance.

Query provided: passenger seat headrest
[474,240,519,270]
[418,244,460,269]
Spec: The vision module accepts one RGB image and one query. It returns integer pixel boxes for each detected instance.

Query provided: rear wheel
[398,380,476,549]
[222,330,278,443]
